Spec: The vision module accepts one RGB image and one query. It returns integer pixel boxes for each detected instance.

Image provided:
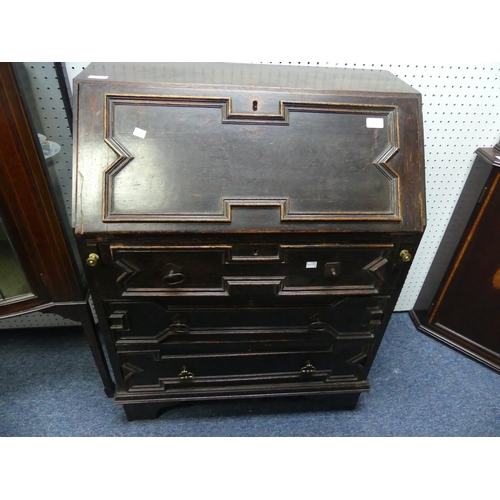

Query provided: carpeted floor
[0,312,498,436]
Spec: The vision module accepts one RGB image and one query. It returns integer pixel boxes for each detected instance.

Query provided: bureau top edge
[74,62,421,95]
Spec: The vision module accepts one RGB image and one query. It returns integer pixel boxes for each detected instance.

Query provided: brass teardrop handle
[301,360,316,374]
[86,253,99,267]
[164,315,190,339]
[162,269,186,285]
[178,366,194,380]
[400,249,412,262]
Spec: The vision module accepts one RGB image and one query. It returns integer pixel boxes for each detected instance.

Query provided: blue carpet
[0,312,499,436]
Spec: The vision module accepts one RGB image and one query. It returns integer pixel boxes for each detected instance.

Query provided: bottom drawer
[118,346,372,393]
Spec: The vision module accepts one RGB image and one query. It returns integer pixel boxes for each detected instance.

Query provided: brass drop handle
[178,366,194,380]
[400,249,412,262]
[86,253,100,267]
[308,321,328,332]
[301,360,316,374]
[170,323,190,334]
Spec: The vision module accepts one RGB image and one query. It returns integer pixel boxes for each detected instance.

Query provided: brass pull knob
[86,253,100,267]
[400,249,412,262]
[178,366,194,380]
[301,360,316,374]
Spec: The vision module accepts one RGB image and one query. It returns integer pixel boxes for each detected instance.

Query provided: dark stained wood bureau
[72,62,426,420]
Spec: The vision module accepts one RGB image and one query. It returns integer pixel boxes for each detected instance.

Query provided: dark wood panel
[74,62,421,94]
[117,350,365,392]
[105,297,387,344]
[73,64,425,235]
[104,95,400,222]
[104,243,395,297]
[412,147,500,372]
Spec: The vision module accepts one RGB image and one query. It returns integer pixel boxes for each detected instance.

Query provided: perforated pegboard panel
[2,62,499,329]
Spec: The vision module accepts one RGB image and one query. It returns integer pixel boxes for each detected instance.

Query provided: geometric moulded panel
[104,95,401,223]
[109,243,393,297]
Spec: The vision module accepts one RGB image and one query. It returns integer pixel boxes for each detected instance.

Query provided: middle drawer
[106,296,387,351]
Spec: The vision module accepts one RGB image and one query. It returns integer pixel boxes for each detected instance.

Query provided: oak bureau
[72,62,425,420]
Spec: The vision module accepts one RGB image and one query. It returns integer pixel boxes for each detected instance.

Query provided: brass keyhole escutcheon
[86,253,100,267]
[400,249,412,262]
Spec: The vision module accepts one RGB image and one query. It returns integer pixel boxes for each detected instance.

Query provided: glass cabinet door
[0,61,67,315]
[0,216,33,303]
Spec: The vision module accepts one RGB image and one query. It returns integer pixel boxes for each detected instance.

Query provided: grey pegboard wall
[2,61,499,329]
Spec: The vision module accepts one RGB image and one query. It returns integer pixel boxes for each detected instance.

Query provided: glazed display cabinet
[412,142,500,373]
[0,62,114,396]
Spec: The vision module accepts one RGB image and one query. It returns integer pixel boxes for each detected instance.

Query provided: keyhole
[252,100,258,111]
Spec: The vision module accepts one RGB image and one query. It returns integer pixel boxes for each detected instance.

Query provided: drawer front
[117,349,370,394]
[106,297,387,351]
[102,243,397,299]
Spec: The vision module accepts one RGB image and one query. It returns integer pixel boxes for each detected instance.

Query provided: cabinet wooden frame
[411,145,500,373]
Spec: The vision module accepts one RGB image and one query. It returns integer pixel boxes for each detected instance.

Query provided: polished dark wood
[73,62,426,419]
[0,62,115,396]
[73,63,425,235]
[412,147,500,372]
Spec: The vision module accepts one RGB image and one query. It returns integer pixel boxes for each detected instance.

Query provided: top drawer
[72,63,425,235]
[90,242,403,299]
